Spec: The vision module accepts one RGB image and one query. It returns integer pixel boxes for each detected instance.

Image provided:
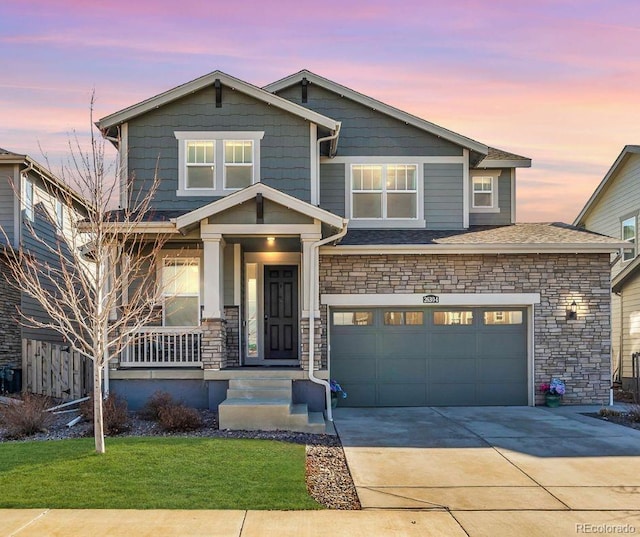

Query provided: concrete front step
[218,377,325,433]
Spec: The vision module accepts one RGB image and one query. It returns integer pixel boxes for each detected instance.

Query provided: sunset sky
[1,0,638,222]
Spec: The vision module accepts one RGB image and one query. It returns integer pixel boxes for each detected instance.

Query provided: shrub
[139,390,175,421]
[598,407,622,418]
[80,394,130,435]
[158,403,203,432]
[0,393,54,439]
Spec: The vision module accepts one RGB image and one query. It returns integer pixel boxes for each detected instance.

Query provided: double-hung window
[351,164,418,220]
[472,176,493,208]
[55,199,64,232]
[162,257,200,327]
[622,216,636,262]
[176,131,263,196]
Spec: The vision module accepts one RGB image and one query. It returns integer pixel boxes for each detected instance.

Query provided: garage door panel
[378,358,426,383]
[429,357,476,383]
[379,333,427,357]
[332,357,377,382]
[430,383,477,406]
[477,357,527,381]
[477,333,526,358]
[431,333,476,356]
[379,384,426,406]
[332,331,378,355]
[476,383,528,405]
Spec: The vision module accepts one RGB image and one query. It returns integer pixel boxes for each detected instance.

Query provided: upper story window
[351,164,418,220]
[470,171,500,213]
[622,216,636,262]
[176,131,263,197]
[23,176,34,221]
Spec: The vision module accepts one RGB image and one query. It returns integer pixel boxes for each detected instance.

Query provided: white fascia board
[176,182,345,230]
[265,71,488,155]
[98,71,339,132]
[321,155,465,164]
[321,243,628,255]
[574,145,640,225]
[476,159,532,168]
[79,222,179,234]
[321,293,541,306]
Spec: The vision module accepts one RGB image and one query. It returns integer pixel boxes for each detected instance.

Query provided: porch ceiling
[224,236,301,252]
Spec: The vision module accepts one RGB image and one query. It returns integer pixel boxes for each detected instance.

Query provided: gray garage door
[330,307,528,406]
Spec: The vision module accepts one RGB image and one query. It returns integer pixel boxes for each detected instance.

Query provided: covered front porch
[110,184,346,430]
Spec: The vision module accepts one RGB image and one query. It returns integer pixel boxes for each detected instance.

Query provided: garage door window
[484,311,523,325]
[433,311,473,325]
[384,311,424,325]
[333,311,374,326]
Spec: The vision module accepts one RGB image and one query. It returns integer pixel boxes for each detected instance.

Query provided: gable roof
[175,182,346,231]
[0,148,91,213]
[96,71,340,137]
[574,145,640,225]
[264,69,489,157]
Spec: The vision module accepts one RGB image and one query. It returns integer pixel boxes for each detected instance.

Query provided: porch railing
[122,327,202,367]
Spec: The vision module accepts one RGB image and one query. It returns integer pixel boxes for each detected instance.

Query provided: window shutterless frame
[621,215,636,262]
[175,131,264,197]
[23,176,34,221]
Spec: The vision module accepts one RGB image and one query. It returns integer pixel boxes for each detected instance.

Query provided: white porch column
[201,230,225,319]
[301,233,321,318]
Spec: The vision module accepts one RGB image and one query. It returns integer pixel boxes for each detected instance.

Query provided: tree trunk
[93,362,105,454]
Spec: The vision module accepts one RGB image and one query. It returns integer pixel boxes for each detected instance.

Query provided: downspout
[308,220,348,422]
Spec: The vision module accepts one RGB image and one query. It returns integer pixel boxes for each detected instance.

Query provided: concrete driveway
[334,406,640,535]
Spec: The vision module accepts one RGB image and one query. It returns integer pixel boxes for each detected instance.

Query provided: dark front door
[264,265,298,360]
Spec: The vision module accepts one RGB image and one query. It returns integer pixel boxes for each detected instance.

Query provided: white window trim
[158,252,203,327]
[470,171,500,213]
[23,175,34,222]
[175,131,264,197]
[223,140,255,189]
[621,215,636,263]
[345,160,425,229]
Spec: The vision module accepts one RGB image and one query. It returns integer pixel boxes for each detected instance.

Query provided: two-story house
[574,145,640,394]
[0,148,91,396]
[97,70,624,432]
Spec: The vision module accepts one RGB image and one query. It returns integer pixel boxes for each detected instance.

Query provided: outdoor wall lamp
[566,300,578,321]
[266,237,275,245]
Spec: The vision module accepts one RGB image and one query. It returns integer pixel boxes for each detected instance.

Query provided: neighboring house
[574,145,640,392]
[0,148,91,396]
[95,70,624,432]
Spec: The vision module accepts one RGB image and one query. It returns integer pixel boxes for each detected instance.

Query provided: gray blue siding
[276,85,463,157]
[319,163,345,217]
[0,164,16,245]
[469,168,512,226]
[128,86,312,211]
[424,164,464,229]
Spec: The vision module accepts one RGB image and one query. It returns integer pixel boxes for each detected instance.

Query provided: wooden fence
[22,339,92,400]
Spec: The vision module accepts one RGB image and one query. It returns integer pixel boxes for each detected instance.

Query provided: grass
[0,437,322,510]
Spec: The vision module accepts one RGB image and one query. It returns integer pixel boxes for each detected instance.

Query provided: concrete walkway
[332,405,640,534]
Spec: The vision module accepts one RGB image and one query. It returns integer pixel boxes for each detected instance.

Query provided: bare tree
[1,103,171,453]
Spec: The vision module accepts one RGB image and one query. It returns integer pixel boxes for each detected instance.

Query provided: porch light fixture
[566,300,578,321]
[266,237,275,245]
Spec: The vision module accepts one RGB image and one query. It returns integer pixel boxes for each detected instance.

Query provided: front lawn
[0,437,322,510]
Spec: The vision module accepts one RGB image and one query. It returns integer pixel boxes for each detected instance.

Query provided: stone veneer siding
[200,318,226,369]
[224,306,240,367]
[319,253,611,405]
[0,259,21,368]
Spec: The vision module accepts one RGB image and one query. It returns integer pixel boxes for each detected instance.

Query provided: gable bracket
[256,193,264,223]
[301,77,308,103]
[214,79,222,108]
